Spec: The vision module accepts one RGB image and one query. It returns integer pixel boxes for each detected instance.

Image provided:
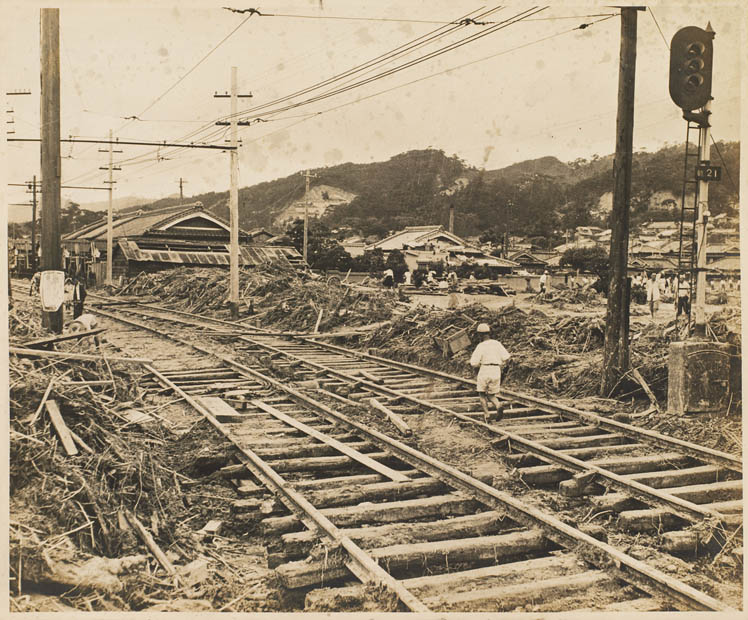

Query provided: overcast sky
[1,0,744,222]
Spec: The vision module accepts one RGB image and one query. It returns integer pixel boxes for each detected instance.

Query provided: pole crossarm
[7,137,237,150]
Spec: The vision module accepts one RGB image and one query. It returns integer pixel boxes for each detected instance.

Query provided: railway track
[10,287,741,611]
[90,298,743,546]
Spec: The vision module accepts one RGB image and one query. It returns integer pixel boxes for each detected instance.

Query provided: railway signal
[669,25,714,112]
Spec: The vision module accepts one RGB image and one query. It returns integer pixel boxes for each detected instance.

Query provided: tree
[352,248,386,275]
[560,246,610,292]
[384,249,408,282]
[285,218,353,271]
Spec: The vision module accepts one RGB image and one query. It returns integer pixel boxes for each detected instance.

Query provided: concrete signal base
[667,341,734,414]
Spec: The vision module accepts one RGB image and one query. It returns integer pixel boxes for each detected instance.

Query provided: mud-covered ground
[9,274,743,612]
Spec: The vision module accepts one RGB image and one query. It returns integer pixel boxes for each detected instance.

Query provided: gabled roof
[509,250,548,265]
[117,238,301,267]
[62,203,249,242]
[366,225,470,252]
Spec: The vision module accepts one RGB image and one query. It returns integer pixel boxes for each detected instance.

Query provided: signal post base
[667,341,734,414]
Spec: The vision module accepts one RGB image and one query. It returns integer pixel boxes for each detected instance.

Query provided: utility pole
[229,67,239,318]
[214,69,251,319]
[301,170,318,264]
[99,129,122,286]
[600,6,644,397]
[30,175,38,272]
[40,8,62,332]
[178,177,187,201]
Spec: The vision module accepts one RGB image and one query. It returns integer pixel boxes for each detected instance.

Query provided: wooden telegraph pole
[214,72,251,319]
[99,130,122,286]
[40,8,62,332]
[30,175,38,272]
[229,67,240,318]
[302,170,318,264]
[600,6,644,396]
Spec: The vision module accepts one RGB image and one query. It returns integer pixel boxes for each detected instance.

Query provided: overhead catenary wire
[237,13,616,146]
[226,6,546,123]
[61,8,622,199]
[217,5,501,124]
[62,5,499,184]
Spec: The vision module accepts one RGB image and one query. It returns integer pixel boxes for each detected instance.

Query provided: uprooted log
[368,398,412,436]
[10,347,152,365]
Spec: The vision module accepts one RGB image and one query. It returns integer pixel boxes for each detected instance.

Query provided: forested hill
[125,141,739,240]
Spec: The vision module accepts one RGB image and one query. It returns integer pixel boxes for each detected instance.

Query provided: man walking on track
[470,323,511,423]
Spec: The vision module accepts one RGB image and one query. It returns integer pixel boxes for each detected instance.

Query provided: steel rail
[232,335,730,524]
[84,294,741,472]
[87,302,741,523]
[299,338,743,472]
[91,305,736,612]
[146,364,428,612]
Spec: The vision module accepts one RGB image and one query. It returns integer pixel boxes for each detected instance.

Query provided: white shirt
[646,279,660,302]
[403,271,412,285]
[470,339,511,369]
[539,274,548,285]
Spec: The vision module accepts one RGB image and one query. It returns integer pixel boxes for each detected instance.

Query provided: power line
[219,5,500,123]
[8,137,237,150]
[229,6,545,122]
[118,12,257,130]
[710,136,738,196]
[57,5,492,188]
[648,7,669,50]
[238,14,617,145]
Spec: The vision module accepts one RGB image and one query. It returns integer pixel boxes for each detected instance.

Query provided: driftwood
[369,398,412,436]
[10,347,152,364]
[22,328,106,349]
[631,367,659,409]
[124,510,179,583]
[45,400,79,456]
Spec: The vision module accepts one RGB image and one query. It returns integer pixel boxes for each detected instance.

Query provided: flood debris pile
[120,264,398,332]
[358,302,740,410]
[534,284,603,309]
[359,303,607,398]
[8,311,275,612]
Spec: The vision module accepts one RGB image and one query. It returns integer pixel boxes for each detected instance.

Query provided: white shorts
[477,366,502,395]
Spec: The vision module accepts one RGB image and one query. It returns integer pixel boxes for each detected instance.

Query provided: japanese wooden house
[62,202,302,281]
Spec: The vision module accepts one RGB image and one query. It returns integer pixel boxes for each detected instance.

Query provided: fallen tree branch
[10,347,152,365]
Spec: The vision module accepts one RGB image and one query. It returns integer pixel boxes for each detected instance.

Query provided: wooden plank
[358,370,383,384]
[196,396,254,422]
[305,553,582,608]
[250,399,409,483]
[124,510,178,581]
[277,510,511,559]
[631,367,659,409]
[369,398,412,436]
[625,465,723,489]
[262,493,482,536]
[265,452,392,473]
[45,400,78,456]
[276,530,548,589]
[258,477,449,517]
[424,570,613,611]
[405,554,581,592]
[10,346,152,364]
[22,327,106,348]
